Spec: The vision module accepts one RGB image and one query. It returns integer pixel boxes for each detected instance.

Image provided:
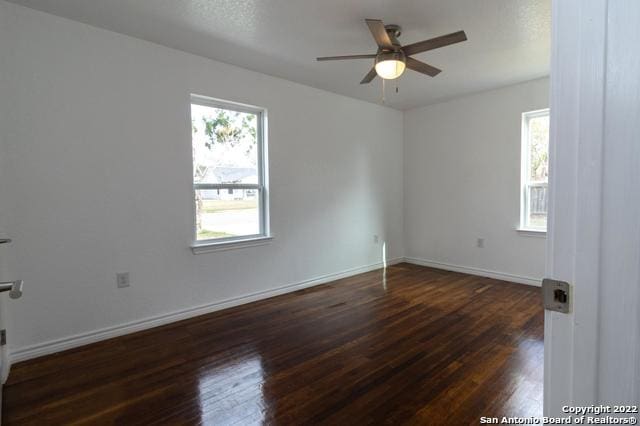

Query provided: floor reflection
[382,269,388,291]
[4,264,543,424]
[197,353,266,425]
[501,337,544,418]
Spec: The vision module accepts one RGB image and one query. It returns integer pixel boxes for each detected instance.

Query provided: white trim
[404,256,541,287]
[516,228,547,237]
[191,235,273,254]
[544,0,609,414]
[194,183,260,190]
[10,257,403,363]
[190,94,264,115]
[520,108,550,232]
[189,94,270,247]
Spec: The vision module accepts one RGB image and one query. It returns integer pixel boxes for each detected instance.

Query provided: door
[0,236,11,384]
[545,0,640,416]
[0,235,22,390]
[0,234,10,422]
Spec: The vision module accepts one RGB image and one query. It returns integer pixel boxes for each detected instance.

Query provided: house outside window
[190,95,269,245]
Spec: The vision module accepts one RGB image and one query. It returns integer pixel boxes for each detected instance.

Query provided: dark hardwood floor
[3,263,543,425]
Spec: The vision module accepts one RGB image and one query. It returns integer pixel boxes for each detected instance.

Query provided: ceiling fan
[317,19,467,84]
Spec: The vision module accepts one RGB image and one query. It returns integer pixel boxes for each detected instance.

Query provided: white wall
[403,78,549,283]
[0,1,404,357]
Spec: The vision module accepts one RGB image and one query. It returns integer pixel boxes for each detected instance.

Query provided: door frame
[546,0,640,414]
[545,0,606,413]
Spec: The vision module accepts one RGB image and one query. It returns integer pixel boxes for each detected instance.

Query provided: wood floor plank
[2,263,543,425]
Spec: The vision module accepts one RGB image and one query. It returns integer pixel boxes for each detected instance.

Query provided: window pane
[528,115,549,183]
[527,184,548,229]
[191,103,258,185]
[195,189,260,240]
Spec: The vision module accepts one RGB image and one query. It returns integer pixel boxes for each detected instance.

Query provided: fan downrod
[384,24,402,46]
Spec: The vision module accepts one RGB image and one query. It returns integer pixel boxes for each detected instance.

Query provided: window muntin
[191,96,268,243]
[520,109,550,231]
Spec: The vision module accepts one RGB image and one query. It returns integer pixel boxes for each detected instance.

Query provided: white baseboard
[404,256,541,287]
[9,256,537,363]
[10,257,403,363]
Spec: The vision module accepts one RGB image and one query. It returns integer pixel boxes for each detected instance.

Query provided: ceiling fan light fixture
[375,51,406,80]
[316,19,467,84]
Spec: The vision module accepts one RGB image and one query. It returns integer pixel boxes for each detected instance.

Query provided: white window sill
[191,236,273,254]
[516,228,547,237]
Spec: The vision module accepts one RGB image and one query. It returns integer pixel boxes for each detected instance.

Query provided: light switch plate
[116,272,130,288]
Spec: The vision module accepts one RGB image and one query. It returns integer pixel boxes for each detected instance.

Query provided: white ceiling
[7,0,551,110]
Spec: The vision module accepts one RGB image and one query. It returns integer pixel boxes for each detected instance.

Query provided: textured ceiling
[7,0,551,110]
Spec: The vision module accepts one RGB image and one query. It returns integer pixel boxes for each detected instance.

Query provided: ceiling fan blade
[365,19,393,49]
[406,57,441,77]
[360,67,378,84]
[402,31,467,56]
[317,54,377,61]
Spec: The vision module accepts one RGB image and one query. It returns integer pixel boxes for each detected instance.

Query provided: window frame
[519,108,550,234]
[189,94,270,250]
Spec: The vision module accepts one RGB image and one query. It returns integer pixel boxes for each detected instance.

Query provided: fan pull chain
[382,78,386,104]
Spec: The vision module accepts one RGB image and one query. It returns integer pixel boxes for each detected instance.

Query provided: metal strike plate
[542,278,571,313]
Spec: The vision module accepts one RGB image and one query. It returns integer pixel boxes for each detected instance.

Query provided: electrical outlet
[373,235,379,244]
[116,272,130,288]
[476,238,485,248]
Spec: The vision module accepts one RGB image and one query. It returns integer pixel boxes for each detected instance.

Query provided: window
[520,109,550,232]
[190,95,269,245]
